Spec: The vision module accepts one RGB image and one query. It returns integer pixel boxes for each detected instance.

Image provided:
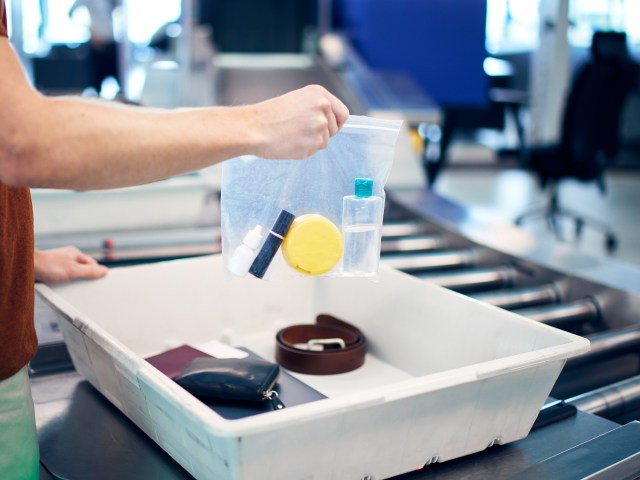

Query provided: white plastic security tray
[37,255,589,480]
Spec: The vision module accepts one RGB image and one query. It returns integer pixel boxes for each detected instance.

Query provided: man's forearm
[9,95,260,190]
[0,37,348,190]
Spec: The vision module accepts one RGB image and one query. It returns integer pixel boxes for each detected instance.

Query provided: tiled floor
[432,166,640,269]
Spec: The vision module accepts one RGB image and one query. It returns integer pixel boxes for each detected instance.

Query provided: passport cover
[146,344,326,420]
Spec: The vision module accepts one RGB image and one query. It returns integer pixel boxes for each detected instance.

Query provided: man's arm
[0,38,349,190]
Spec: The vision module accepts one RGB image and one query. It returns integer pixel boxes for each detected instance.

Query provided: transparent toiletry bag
[221,115,402,281]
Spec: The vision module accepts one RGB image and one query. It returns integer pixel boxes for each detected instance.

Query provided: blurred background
[4,0,639,268]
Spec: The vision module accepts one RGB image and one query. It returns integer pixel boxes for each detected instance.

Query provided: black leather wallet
[174,357,284,410]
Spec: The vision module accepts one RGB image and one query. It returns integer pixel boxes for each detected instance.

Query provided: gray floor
[432,166,640,269]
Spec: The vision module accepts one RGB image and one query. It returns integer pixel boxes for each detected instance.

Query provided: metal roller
[473,284,561,310]
[514,298,600,329]
[417,267,517,293]
[380,234,447,254]
[566,374,640,420]
[566,325,640,369]
[380,221,431,238]
[381,249,475,273]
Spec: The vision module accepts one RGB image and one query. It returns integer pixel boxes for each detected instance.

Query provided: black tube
[249,210,295,279]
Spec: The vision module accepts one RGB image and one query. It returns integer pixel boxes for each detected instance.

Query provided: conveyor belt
[378,195,640,427]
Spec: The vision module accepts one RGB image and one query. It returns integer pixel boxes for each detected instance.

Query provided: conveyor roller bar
[380,221,431,238]
[380,234,447,253]
[567,325,640,369]
[36,226,222,253]
[473,284,561,310]
[566,375,640,420]
[417,267,516,293]
[381,249,475,273]
[515,298,600,329]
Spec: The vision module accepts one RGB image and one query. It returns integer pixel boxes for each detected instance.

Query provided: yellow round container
[282,214,343,275]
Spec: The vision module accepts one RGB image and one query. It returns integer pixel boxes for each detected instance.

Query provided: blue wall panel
[338,0,489,107]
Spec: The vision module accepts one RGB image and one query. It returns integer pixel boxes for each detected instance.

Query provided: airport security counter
[30,303,640,479]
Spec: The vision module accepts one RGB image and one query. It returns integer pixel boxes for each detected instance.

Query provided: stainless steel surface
[32,371,193,480]
[513,421,640,480]
[567,375,640,420]
[473,284,561,310]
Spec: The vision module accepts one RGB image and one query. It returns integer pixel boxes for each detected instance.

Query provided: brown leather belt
[275,314,367,375]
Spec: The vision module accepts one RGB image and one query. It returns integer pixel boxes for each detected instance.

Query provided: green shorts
[0,366,39,480]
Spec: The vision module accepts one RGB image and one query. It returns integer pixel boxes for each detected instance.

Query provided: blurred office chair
[515,31,639,252]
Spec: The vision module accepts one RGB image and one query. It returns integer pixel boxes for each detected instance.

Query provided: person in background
[69,0,121,94]
[0,1,349,477]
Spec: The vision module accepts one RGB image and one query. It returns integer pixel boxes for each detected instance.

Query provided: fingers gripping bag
[221,115,402,281]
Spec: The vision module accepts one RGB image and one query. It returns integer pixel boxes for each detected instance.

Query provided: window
[487,0,640,54]
[17,0,181,54]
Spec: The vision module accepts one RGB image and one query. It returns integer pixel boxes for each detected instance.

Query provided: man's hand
[250,85,350,160]
[34,246,108,285]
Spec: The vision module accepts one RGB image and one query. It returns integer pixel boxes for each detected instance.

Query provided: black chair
[515,31,639,252]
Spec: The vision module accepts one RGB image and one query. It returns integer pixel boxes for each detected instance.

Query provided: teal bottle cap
[354,178,373,198]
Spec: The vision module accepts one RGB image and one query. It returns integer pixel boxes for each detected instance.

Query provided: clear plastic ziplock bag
[221,115,402,281]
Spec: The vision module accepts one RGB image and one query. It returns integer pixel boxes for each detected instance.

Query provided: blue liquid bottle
[341,178,384,276]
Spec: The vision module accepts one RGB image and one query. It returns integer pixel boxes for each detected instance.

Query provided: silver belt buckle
[293,338,346,351]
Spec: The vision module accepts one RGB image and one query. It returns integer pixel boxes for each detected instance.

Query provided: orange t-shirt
[0,1,38,381]
[0,1,6,37]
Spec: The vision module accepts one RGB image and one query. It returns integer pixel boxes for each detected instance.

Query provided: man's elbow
[0,140,39,187]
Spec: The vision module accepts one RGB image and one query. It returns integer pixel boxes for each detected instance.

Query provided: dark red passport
[146,344,213,380]
[145,344,326,420]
